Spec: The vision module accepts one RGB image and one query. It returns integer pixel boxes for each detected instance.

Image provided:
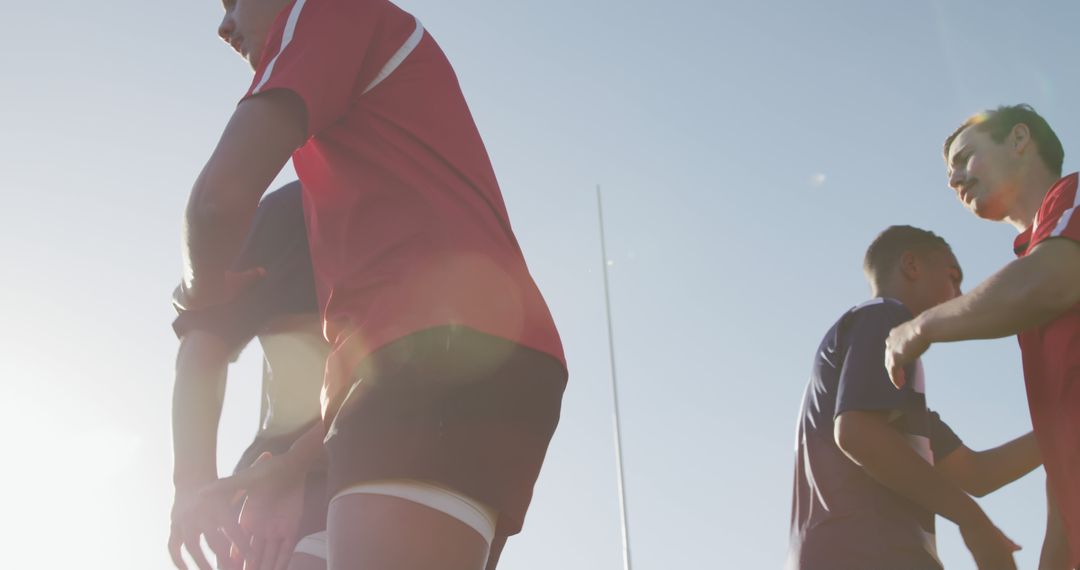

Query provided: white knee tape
[331,480,498,544]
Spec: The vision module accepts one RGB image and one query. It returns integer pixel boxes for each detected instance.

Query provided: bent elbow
[186,166,255,232]
[187,188,241,231]
[833,416,864,458]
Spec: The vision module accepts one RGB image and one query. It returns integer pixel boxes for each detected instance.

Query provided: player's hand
[960,518,1021,570]
[228,453,307,570]
[168,485,252,570]
[235,451,304,565]
[173,267,266,312]
[884,319,929,389]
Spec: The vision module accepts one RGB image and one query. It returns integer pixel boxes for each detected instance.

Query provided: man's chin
[968,199,1005,221]
[243,51,261,71]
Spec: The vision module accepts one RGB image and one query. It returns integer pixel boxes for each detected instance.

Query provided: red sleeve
[1031,175,1080,248]
[243,0,385,136]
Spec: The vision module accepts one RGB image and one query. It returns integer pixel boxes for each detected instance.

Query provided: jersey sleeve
[242,0,386,136]
[1031,175,1080,248]
[835,302,920,418]
[172,182,317,348]
[928,410,964,462]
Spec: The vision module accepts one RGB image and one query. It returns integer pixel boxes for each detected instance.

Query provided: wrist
[912,312,939,344]
[173,465,218,492]
[178,264,231,310]
[173,476,214,494]
[955,499,991,530]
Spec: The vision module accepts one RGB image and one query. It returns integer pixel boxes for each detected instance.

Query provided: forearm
[972,432,1042,496]
[171,335,230,489]
[283,421,327,475]
[181,172,260,296]
[918,245,1080,344]
[182,93,307,293]
[838,414,986,528]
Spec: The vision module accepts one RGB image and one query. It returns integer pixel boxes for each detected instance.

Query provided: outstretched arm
[181,90,307,310]
[835,410,1019,569]
[886,238,1080,387]
[936,432,1041,497]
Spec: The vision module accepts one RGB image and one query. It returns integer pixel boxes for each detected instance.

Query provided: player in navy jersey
[169,182,330,570]
[788,225,1041,569]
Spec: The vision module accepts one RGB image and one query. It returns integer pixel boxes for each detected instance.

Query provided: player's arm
[181,90,307,309]
[834,411,1019,569]
[835,411,989,526]
[1040,479,1071,570]
[190,419,326,570]
[917,239,1080,341]
[887,239,1080,386]
[170,329,253,570]
[935,432,1041,497]
[172,330,232,489]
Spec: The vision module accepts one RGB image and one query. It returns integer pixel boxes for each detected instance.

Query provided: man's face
[945,125,1023,221]
[915,248,963,310]
[218,0,284,70]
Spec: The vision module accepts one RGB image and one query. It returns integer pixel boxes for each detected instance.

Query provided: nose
[948,167,965,192]
[218,15,235,42]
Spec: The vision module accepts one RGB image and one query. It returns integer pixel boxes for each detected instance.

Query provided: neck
[873,286,919,316]
[1003,169,1061,232]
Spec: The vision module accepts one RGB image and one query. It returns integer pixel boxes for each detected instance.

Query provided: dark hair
[943,104,1064,177]
[864,225,950,286]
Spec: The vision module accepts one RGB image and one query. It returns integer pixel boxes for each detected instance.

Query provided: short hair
[943,104,1064,177]
[863,225,951,286]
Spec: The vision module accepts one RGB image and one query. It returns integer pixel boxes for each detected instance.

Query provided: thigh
[325,329,567,537]
[327,493,490,570]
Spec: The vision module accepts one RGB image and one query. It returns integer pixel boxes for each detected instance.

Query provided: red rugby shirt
[1014,172,1080,566]
[243,0,565,418]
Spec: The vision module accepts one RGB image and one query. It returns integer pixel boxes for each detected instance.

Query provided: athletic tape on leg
[331,480,497,544]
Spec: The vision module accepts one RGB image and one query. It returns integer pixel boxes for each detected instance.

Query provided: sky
[2,0,1078,568]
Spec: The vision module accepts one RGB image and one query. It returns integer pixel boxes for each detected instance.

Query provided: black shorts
[236,424,328,538]
[324,325,567,537]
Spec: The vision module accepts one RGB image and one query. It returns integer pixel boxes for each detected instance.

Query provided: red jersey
[1013,172,1080,566]
[244,0,565,419]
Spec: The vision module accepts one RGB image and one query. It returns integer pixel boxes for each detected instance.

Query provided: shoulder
[847,298,912,330]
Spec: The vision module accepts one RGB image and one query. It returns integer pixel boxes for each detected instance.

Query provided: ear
[1010,123,1031,155]
[898,251,920,281]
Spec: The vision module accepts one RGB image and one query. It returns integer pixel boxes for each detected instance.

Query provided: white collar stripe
[363,16,425,95]
[252,0,309,94]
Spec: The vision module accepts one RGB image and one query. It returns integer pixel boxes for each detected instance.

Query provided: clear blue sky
[2,0,1078,567]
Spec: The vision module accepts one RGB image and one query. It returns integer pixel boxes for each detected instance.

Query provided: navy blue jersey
[786,298,963,570]
[173,182,317,350]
